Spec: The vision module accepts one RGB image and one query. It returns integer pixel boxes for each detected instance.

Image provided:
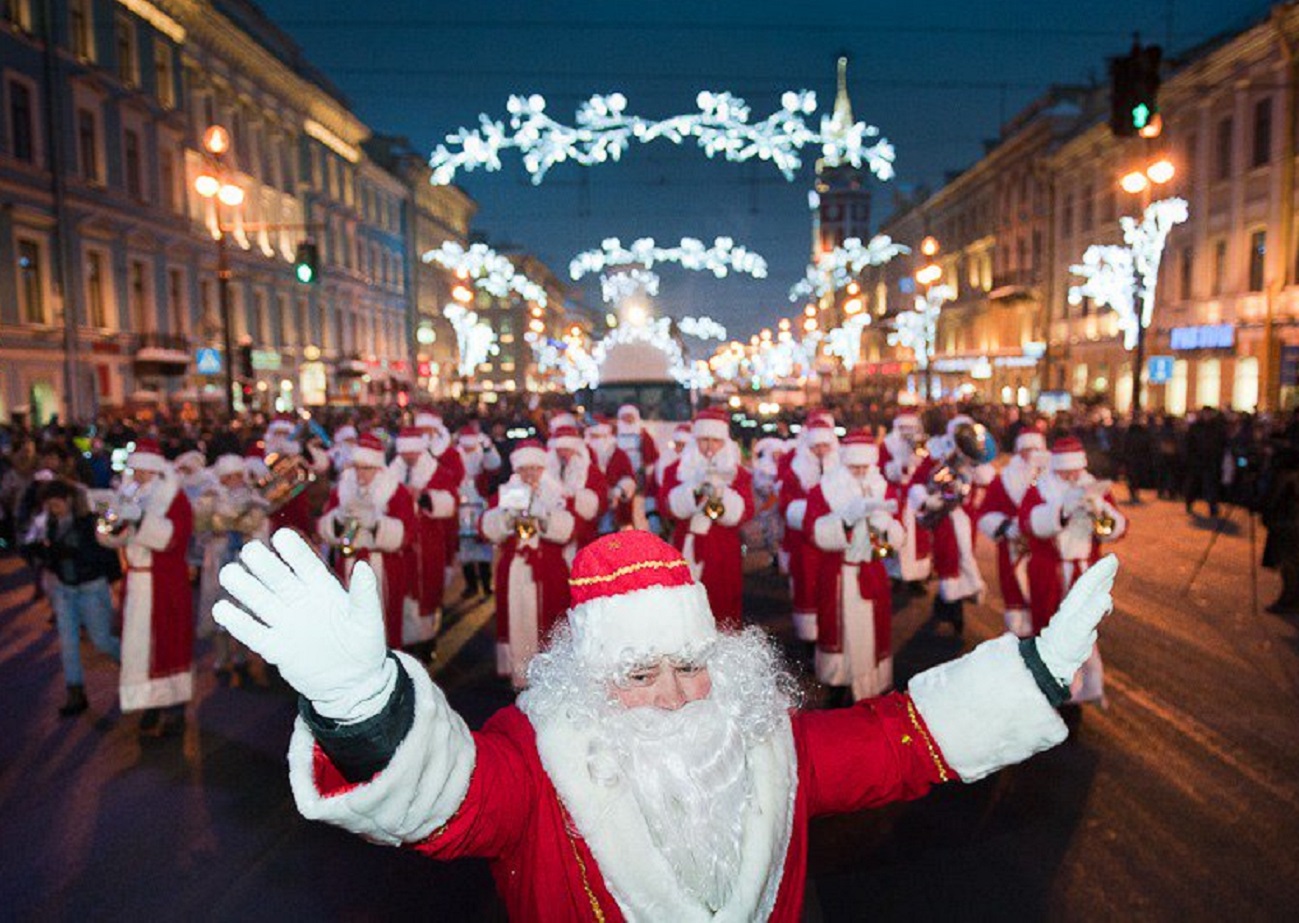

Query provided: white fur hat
[511,439,548,469]
[1050,436,1088,472]
[1015,431,1047,452]
[350,433,386,469]
[693,407,730,441]
[213,454,246,478]
[840,431,880,467]
[334,425,358,443]
[127,439,168,474]
[395,426,429,454]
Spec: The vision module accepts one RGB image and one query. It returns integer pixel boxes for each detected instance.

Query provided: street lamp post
[194,125,244,420]
[1118,155,1175,418]
[915,236,943,401]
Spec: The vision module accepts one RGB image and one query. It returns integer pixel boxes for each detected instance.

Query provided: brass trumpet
[1092,508,1117,538]
[95,505,137,538]
[867,524,894,560]
[514,515,540,540]
[700,480,726,521]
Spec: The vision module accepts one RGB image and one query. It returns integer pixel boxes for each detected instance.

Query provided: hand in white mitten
[842,495,869,525]
[356,507,379,531]
[1037,554,1118,684]
[214,528,395,722]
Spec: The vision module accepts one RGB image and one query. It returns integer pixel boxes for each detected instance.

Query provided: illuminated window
[1232,357,1259,411]
[1196,358,1221,409]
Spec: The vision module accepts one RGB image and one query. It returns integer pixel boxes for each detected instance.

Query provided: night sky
[252,0,1268,339]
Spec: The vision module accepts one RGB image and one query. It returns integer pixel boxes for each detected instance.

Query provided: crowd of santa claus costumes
[6,396,1136,740]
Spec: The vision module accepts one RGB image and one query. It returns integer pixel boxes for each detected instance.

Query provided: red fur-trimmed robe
[777,448,831,642]
[658,444,755,630]
[98,471,195,712]
[975,455,1036,636]
[549,451,607,561]
[318,468,417,649]
[390,446,463,645]
[807,468,905,700]
[480,475,575,687]
[907,455,987,604]
[592,443,640,532]
[882,434,932,582]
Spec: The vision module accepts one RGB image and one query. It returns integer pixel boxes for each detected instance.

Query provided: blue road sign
[1147,355,1174,385]
[196,348,222,376]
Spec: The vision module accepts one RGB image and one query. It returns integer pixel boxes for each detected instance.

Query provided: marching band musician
[1020,436,1127,705]
[546,424,607,560]
[778,414,840,645]
[95,439,195,739]
[456,423,501,600]
[194,454,269,685]
[586,419,641,533]
[614,403,660,507]
[658,407,755,629]
[807,431,905,702]
[412,411,467,605]
[976,430,1050,638]
[881,413,933,586]
[246,443,314,537]
[909,417,996,637]
[479,440,575,688]
[751,435,792,573]
[390,426,460,657]
[330,424,359,474]
[648,423,692,533]
[318,433,417,649]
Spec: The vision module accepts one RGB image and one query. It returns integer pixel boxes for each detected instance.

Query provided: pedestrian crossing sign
[196,348,222,376]
[1147,355,1174,384]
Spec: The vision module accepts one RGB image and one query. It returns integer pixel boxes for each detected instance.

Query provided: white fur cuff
[786,498,808,531]
[718,488,745,527]
[908,634,1067,782]
[287,652,476,846]
[428,490,456,519]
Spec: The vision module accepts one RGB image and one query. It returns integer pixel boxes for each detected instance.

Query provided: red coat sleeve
[975,475,1014,527]
[657,460,682,525]
[793,694,955,818]
[803,486,833,550]
[732,466,756,522]
[640,429,659,469]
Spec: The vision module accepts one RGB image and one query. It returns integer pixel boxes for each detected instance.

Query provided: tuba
[252,452,315,512]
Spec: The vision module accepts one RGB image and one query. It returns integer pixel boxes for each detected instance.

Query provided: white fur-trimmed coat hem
[908,633,1067,782]
[287,652,476,847]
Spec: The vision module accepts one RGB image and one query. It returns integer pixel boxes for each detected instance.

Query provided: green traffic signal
[296,262,314,284]
[1131,102,1151,130]
[294,241,319,285]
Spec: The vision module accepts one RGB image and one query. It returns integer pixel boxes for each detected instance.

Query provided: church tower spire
[811,55,871,263]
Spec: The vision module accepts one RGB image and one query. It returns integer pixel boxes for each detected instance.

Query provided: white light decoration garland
[600,269,660,303]
[570,236,768,281]
[526,332,600,393]
[429,90,895,186]
[788,235,909,301]
[444,303,499,377]
[887,285,952,372]
[678,316,728,341]
[591,317,704,389]
[824,314,872,371]
[1068,197,1189,350]
[425,241,549,307]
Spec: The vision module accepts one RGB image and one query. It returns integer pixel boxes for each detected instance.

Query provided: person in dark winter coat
[1262,440,1299,615]
[1121,415,1154,504]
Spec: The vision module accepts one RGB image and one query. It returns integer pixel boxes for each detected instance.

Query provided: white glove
[214,528,396,723]
[355,506,379,531]
[1037,554,1117,684]
[842,495,869,524]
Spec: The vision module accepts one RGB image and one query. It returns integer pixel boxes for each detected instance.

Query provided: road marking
[1105,664,1299,811]
[432,599,495,676]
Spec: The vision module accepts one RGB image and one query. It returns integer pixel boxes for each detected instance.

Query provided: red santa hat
[946,414,974,439]
[840,430,880,467]
[586,419,614,440]
[244,443,270,479]
[617,404,640,422]
[548,425,585,453]
[173,449,206,475]
[1050,436,1088,472]
[267,413,296,436]
[693,407,730,441]
[414,411,442,431]
[395,426,429,454]
[334,424,358,443]
[804,417,837,447]
[1015,430,1047,452]
[457,422,484,446]
[893,412,921,433]
[550,412,579,432]
[568,531,716,671]
[806,409,835,428]
[351,433,386,468]
[511,438,548,470]
[127,439,168,474]
[213,453,246,479]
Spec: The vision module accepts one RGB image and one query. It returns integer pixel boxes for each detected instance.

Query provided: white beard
[593,698,751,912]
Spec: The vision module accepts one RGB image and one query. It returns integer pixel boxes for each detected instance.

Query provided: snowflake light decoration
[425,242,549,307]
[429,91,895,186]
[570,236,768,282]
[887,285,951,371]
[444,303,499,377]
[600,269,660,304]
[1068,197,1189,350]
[788,235,908,302]
[678,316,728,341]
[592,317,707,389]
[526,332,600,393]
[824,314,872,371]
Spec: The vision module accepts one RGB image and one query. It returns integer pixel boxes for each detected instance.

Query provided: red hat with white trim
[414,411,442,431]
[840,430,880,467]
[511,438,548,469]
[550,412,579,431]
[213,453,245,478]
[693,407,730,441]
[127,439,168,474]
[351,433,386,468]
[334,424,358,443]
[1050,436,1088,472]
[805,416,837,447]
[395,426,429,454]
[548,425,585,453]
[568,531,716,671]
[267,413,296,436]
[1015,430,1047,452]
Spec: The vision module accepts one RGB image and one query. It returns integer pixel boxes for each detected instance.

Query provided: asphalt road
[1,497,1296,922]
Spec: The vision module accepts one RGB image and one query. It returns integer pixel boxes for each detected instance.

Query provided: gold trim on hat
[569,557,691,587]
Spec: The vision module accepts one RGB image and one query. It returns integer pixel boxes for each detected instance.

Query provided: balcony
[987,270,1040,302]
[133,332,191,376]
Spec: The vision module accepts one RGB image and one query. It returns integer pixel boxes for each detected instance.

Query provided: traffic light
[1110,40,1162,139]
[238,343,254,378]
[294,241,319,285]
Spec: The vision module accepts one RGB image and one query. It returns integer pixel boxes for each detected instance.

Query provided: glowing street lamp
[193,124,244,419]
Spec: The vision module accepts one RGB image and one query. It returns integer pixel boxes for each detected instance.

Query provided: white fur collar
[140,469,181,517]
[547,450,592,496]
[390,451,438,490]
[428,428,452,458]
[677,441,741,487]
[589,437,616,471]
[819,464,887,514]
[336,465,399,509]
[1035,469,1095,505]
[530,712,798,923]
[999,455,1036,507]
[790,445,838,492]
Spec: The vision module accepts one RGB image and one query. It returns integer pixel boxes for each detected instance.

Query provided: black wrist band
[299,654,416,783]
[1018,637,1071,707]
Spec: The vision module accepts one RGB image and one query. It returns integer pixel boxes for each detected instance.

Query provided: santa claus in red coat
[615,403,660,506]
[658,407,755,629]
[976,430,1050,637]
[777,415,839,644]
[318,433,417,649]
[649,423,692,518]
[96,440,194,737]
[1019,436,1127,704]
[880,412,933,583]
[389,426,460,651]
[456,423,502,599]
[215,525,1121,922]
[414,411,466,566]
[480,440,576,687]
[548,425,607,561]
[807,432,905,702]
[587,420,641,532]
